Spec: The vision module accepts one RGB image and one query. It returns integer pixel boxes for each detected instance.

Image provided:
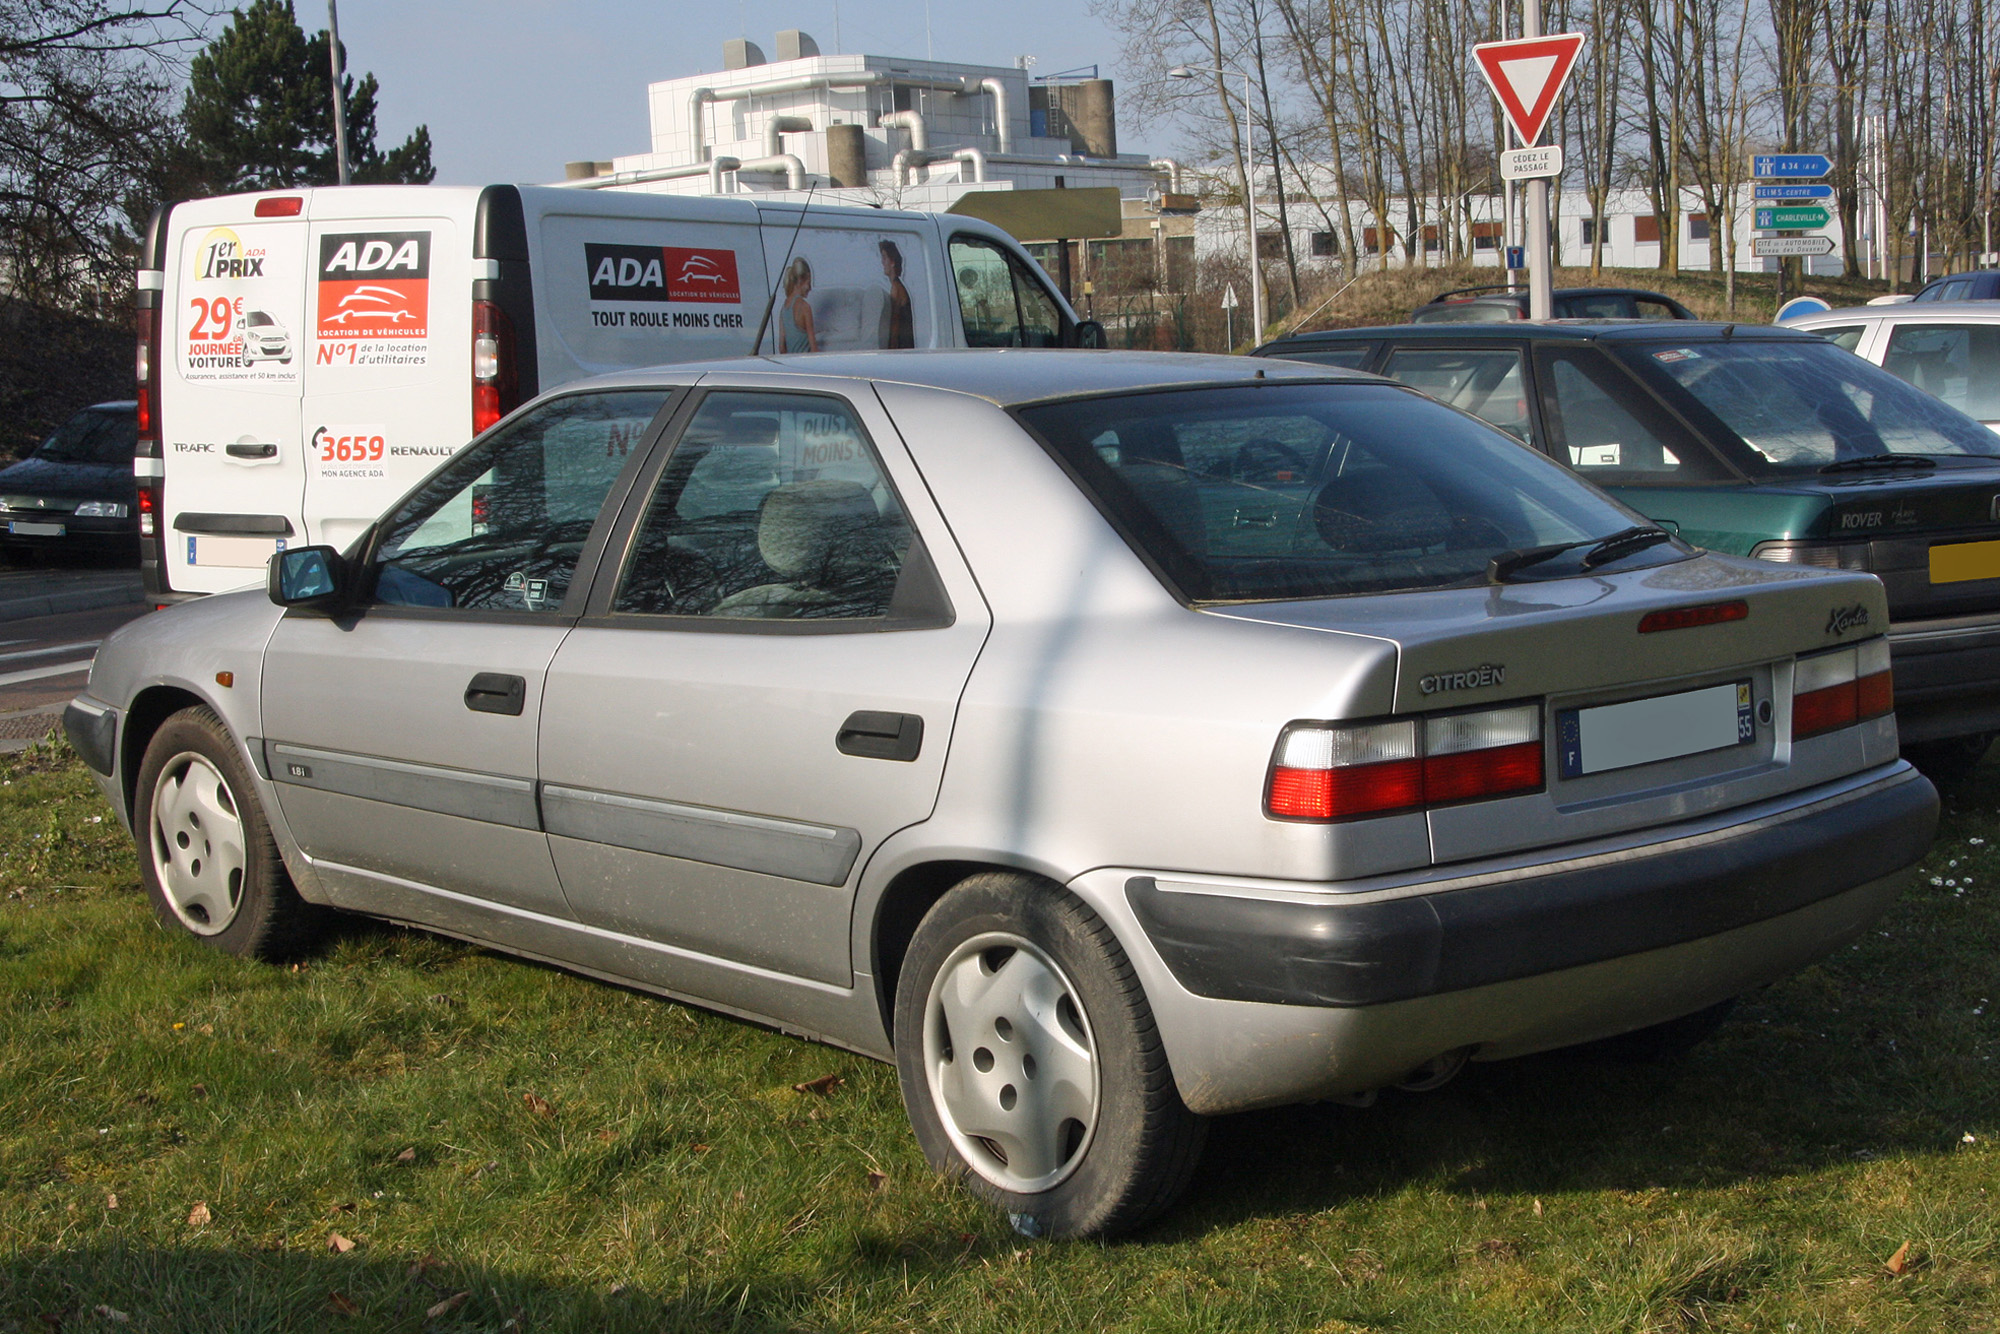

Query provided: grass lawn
[2,734,1996,1332]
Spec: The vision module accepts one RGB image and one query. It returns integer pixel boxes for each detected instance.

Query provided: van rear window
[1017,383,1668,603]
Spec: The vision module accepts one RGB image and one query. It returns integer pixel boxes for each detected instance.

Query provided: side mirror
[1072,319,1108,350]
[268,545,349,611]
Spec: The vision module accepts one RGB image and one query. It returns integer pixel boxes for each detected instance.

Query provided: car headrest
[1312,468,1452,554]
[757,480,882,583]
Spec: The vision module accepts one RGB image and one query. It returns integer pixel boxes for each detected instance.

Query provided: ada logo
[316,231,430,339]
[586,243,741,303]
[197,227,265,280]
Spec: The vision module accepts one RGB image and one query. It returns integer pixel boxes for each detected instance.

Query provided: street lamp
[1167,64,1264,345]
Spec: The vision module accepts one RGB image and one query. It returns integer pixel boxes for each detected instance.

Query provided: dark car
[0,401,139,563]
[1409,285,1698,324]
[1254,322,2000,774]
[1910,271,2000,303]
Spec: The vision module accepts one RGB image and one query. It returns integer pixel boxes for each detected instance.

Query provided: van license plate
[1557,680,1753,779]
[6,521,64,537]
[1929,539,2000,584]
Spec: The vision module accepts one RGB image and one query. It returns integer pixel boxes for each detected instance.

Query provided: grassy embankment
[2,733,1996,1332]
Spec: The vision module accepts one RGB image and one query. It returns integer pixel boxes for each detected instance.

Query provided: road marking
[0,658,93,687]
[0,640,100,665]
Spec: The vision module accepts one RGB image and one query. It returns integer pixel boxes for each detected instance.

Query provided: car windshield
[1621,338,2000,468]
[1018,382,1673,603]
[33,409,135,465]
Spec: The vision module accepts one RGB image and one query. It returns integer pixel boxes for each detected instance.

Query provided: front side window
[951,237,1064,347]
[1882,323,2000,422]
[1381,346,1534,442]
[1019,382,1679,603]
[370,390,669,612]
[613,391,939,625]
[1622,337,2000,468]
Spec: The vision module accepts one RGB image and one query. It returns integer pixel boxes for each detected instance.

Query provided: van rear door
[302,192,474,554]
[162,204,309,592]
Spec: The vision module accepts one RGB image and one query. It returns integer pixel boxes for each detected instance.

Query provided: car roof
[560,349,1374,407]
[1422,285,1680,303]
[1257,321,1813,350]
[1785,300,2000,325]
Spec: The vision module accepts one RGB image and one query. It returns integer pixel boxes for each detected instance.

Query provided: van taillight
[1267,703,1544,822]
[1793,639,1894,741]
[137,482,158,537]
[134,299,161,440]
[472,299,518,435]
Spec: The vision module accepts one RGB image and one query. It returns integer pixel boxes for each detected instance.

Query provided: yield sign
[1473,34,1586,146]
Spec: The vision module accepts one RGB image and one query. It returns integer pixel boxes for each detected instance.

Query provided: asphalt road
[0,601,151,751]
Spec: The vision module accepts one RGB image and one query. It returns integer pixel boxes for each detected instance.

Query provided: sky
[323,0,1167,187]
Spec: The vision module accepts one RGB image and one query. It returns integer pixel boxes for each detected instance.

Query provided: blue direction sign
[1754,153,1832,178]
[1754,183,1834,200]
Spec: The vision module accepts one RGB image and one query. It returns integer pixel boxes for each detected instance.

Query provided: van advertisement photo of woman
[760,227,932,353]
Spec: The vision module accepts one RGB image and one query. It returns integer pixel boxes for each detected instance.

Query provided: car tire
[1572,998,1735,1063]
[1904,732,1993,786]
[893,872,1206,1239]
[135,705,323,960]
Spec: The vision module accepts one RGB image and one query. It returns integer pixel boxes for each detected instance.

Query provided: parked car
[1908,270,2000,304]
[68,352,1934,1238]
[0,400,138,563]
[1408,284,1697,323]
[1781,301,2000,433]
[1253,322,2000,774]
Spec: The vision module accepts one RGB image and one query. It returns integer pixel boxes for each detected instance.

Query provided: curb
[0,581,146,623]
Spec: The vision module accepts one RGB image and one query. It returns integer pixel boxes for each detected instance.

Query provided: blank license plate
[1929,539,2000,584]
[1557,680,1753,779]
[6,521,64,537]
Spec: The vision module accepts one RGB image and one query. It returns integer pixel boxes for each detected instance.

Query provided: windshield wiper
[1817,454,1938,474]
[1488,525,1672,583]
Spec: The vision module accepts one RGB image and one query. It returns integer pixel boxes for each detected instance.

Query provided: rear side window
[1813,324,1867,353]
[370,390,670,612]
[1018,382,1670,602]
[1882,324,2000,421]
[951,237,1063,347]
[1633,298,1684,320]
[1381,345,1534,442]
[612,391,943,626]
[1537,349,1727,481]
[1269,345,1373,370]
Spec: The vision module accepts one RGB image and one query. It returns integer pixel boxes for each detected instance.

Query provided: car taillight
[1793,639,1893,741]
[1749,539,1872,571]
[137,483,157,537]
[472,298,518,435]
[1267,703,1544,822]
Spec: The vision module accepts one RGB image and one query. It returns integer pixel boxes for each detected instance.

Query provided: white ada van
[134,183,1103,598]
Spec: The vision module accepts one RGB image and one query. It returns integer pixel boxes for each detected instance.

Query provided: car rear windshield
[1017,382,1670,603]
[1619,338,2000,468]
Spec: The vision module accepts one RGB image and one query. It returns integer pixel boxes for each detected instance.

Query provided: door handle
[465,672,526,716]
[837,710,923,762]
[226,441,278,459]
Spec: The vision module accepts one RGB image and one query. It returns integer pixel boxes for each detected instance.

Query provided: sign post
[1473,23,1585,321]
[1221,282,1239,349]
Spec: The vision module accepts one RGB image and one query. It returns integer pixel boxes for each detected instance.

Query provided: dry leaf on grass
[327,1291,361,1316]
[426,1291,470,1319]
[1531,1198,1544,1218]
[394,1147,417,1163]
[522,1092,554,1116]
[328,1232,356,1254]
[103,1193,117,1210]
[92,1306,129,1323]
[1885,1240,1913,1275]
[595,1127,617,1143]
[866,1170,889,1191]
[186,1201,212,1226]
[793,1074,844,1095]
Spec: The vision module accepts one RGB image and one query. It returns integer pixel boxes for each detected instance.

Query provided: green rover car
[1255,321,2000,775]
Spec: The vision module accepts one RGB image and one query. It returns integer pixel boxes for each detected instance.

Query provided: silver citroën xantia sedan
[68,351,1937,1238]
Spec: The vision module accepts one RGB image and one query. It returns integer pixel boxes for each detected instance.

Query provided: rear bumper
[1091,762,1933,1114]
[1889,613,2000,743]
